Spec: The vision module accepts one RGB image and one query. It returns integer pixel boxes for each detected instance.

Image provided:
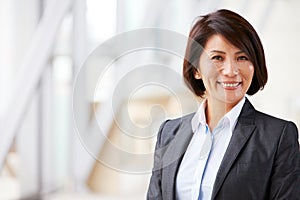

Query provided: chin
[224,96,243,104]
[217,93,243,104]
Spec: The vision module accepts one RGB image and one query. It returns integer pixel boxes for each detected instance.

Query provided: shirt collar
[225,97,245,132]
[191,97,246,133]
[191,99,207,132]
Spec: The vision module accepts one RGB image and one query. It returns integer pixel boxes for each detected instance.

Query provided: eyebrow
[210,50,225,54]
[209,50,245,54]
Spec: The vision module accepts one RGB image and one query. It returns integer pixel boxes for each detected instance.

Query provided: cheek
[199,62,218,78]
[242,64,254,80]
[248,65,255,78]
[249,65,254,72]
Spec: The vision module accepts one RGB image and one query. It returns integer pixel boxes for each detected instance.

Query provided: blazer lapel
[211,99,257,200]
[162,114,194,200]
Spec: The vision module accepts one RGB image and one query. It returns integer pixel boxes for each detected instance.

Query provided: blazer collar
[211,98,257,199]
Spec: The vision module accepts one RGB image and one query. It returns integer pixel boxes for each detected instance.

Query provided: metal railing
[0,0,71,171]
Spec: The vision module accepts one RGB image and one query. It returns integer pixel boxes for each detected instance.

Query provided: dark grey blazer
[147,99,300,200]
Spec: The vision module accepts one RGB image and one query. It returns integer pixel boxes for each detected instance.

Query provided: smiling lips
[218,81,242,89]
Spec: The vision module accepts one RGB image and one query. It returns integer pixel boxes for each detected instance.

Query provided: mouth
[218,81,242,89]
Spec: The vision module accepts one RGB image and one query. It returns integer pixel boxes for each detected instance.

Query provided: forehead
[204,34,241,52]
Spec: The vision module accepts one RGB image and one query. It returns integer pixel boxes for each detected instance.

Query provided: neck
[205,99,237,131]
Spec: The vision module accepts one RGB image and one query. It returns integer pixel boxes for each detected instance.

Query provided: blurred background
[0,0,300,199]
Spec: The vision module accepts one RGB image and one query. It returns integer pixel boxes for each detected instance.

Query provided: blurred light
[86,0,116,42]
[0,0,14,119]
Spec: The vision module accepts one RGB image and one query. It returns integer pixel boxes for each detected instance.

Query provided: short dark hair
[183,9,268,97]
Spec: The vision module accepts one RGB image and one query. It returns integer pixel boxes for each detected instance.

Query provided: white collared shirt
[176,97,246,200]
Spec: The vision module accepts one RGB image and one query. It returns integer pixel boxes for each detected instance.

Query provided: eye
[211,55,223,61]
[237,55,249,61]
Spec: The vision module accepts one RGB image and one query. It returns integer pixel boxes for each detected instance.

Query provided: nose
[221,59,238,76]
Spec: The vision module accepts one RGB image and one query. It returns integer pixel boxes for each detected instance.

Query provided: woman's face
[196,34,254,108]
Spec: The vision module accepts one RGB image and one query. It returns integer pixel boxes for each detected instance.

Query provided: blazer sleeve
[147,120,169,200]
[269,121,300,199]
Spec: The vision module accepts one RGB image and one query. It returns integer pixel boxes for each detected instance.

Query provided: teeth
[222,82,239,87]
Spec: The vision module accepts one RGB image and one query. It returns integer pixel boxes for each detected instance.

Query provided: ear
[194,70,201,80]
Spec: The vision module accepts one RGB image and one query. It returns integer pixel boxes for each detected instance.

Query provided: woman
[147,9,300,200]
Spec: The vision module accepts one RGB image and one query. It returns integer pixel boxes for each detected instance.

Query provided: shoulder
[240,99,298,142]
[160,112,195,135]
[255,110,288,124]
[243,98,297,130]
[163,112,195,128]
[252,109,299,143]
[156,112,195,146]
[255,109,297,130]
